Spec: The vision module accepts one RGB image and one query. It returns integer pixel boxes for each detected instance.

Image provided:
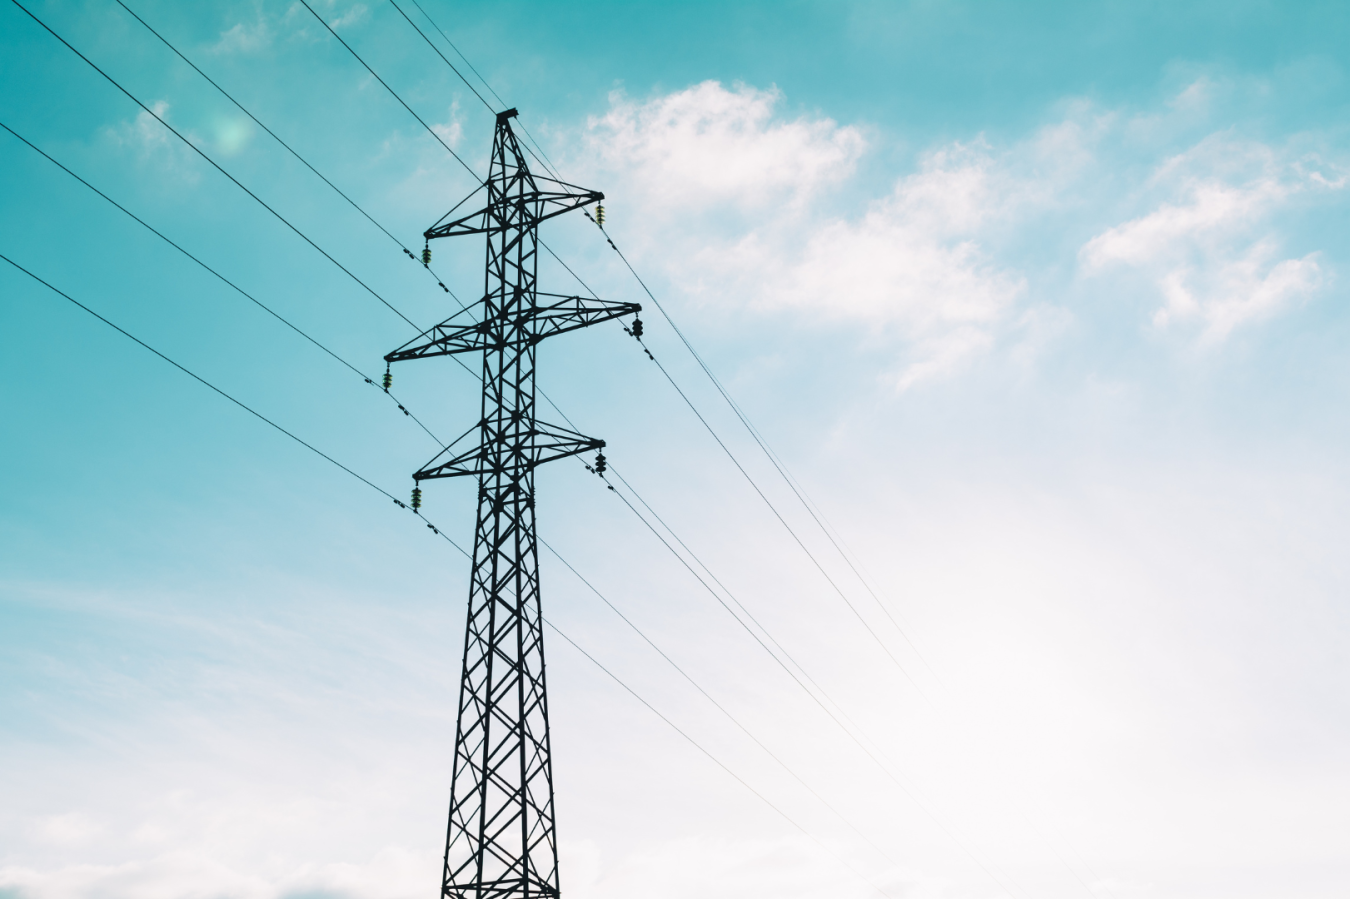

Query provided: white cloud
[565,834,906,899]
[432,102,464,150]
[1154,242,1322,342]
[330,4,369,31]
[588,81,865,210]
[108,100,173,157]
[584,84,1034,389]
[104,101,202,183]
[104,101,254,172]
[710,143,1030,389]
[33,812,101,845]
[0,856,270,899]
[1081,136,1342,342]
[751,143,1025,320]
[211,19,271,55]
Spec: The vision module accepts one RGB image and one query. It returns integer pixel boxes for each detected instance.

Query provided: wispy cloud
[1080,133,1343,343]
[329,3,369,31]
[432,101,464,150]
[210,18,271,55]
[103,101,203,183]
[704,140,1030,389]
[589,81,865,211]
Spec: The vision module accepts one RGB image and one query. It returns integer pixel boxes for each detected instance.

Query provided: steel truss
[387,108,639,899]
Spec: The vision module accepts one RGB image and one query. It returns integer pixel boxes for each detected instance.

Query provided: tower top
[496,107,519,124]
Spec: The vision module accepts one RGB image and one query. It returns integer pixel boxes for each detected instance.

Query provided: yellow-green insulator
[595,204,605,227]
[421,246,431,265]
[411,486,422,511]
[382,370,392,391]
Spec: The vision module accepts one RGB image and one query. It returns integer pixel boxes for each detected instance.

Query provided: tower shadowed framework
[386,109,640,899]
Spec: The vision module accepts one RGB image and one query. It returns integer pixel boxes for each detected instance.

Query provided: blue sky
[3,2,1349,898]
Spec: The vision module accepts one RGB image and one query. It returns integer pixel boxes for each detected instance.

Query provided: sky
[2,1,1349,898]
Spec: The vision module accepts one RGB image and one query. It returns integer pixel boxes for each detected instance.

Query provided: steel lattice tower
[385,109,639,899]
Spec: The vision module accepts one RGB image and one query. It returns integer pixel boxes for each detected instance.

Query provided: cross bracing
[386,109,638,899]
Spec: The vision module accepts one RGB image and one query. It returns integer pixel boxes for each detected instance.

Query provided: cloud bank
[581,81,1344,386]
[1081,136,1341,342]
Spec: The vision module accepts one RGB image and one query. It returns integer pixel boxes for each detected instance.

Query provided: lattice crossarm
[385,300,489,362]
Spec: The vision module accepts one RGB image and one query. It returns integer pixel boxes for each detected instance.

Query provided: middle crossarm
[385,295,640,362]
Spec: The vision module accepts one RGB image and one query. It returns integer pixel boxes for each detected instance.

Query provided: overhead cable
[538,535,901,868]
[385,0,494,115]
[9,0,422,332]
[296,0,479,182]
[544,619,897,899]
[591,471,1020,899]
[0,119,444,444]
[392,0,562,178]
[606,232,940,675]
[1,251,398,503]
[110,0,471,314]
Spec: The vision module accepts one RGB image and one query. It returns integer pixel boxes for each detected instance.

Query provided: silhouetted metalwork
[386,108,639,899]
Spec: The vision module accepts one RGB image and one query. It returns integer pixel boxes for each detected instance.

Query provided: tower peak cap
[496,108,519,124]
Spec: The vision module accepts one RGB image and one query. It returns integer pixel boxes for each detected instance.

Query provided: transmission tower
[385,108,640,899]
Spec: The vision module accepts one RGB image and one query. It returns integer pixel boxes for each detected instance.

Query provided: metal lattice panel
[386,109,639,899]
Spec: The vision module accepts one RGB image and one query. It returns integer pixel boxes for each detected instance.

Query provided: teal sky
[3,2,1349,898]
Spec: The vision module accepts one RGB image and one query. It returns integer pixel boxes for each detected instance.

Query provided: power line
[588,469,1021,899]
[632,318,929,696]
[406,0,507,109]
[0,118,444,445]
[539,396,1030,898]
[109,0,469,312]
[296,0,479,182]
[605,233,943,678]
[297,0,595,329]
[9,0,422,333]
[19,0,505,473]
[79,0,501,426]
[392,0,563,180]
[3,248,895,899]
[540,400,892,765]
[112,0,399,252]
[537,395,873,737]
[385,0,494,115]
[1,251,398,503]
[538,535,901,869]
[543,618,897,899]
[603,464,865,717]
